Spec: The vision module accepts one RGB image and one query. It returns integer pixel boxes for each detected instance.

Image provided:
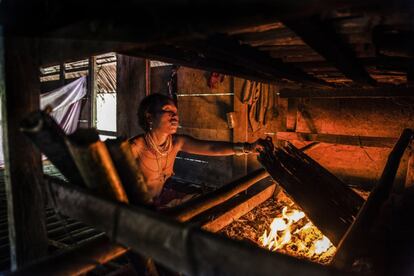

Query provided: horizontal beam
[12,236,127,275]
[124,46,289,84]
[166,168,269,222]
[276,131,398,148]
[279,87,414,98]
[43,176,338,276]
[200,181,276,233]
[283,17,376,86]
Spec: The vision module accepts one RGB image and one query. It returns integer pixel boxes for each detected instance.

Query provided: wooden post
[405,143,414,188]
[232,77,248,178]
[0,33,48,269]
[88,56,97,128]
[116,54,148,137]
[59,61,65,87]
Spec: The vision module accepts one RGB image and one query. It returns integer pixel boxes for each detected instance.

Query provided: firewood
[258,140,364,246]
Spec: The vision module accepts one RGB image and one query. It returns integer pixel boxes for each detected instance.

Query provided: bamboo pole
[105,138,152,205]
[166,168,269,222]
[20,110,85,186]
[39,176,341,276]
[9,236,127,276]
[66,129,128,203]
[332,128,413,271]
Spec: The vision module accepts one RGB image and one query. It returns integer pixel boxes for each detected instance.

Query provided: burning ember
[220,191,336,264]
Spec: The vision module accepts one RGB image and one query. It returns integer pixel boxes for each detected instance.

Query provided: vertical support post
[88,56,98,128]
[405,142,414,188]
[116,54,147,137]
[145,59,151,96]
[232,77,248,178]
[59,61,65,87]
[1,31,48,270]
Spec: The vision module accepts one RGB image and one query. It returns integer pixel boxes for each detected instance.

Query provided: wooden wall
[289,98,414,190]
[173,66,413,191]
[175,67,233,187]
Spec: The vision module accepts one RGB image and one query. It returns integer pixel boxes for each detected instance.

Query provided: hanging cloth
[0,77,87,166]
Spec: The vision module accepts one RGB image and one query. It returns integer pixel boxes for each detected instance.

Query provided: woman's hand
[245,138,267,154]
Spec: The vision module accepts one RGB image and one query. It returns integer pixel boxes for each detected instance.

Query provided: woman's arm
[176,135,260,156]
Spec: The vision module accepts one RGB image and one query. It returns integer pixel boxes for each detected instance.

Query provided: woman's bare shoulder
[128,135,146,155]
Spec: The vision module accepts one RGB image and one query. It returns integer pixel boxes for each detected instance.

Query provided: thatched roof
[40,53,117,93]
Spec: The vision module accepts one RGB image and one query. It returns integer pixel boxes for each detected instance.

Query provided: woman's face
[151,101,179,134]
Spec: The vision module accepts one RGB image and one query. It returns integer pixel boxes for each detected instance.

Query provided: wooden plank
[276,131,398,148]
[201,181,275,232]
[88,56,98,128]
[116,54,147,137]
[126,46,290,85]
[283,17,376,86]
[39,38,137,67]
[1,34,48,269]
[179,35,328,87]
[279,87,414,98]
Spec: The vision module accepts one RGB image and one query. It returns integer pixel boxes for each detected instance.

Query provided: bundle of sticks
[20,110,151,206]
[257,138,364,247]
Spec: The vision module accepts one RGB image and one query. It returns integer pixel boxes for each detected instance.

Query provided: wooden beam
[88,56,97,128]
[276,131,398,148]
[179,35,329,87]
[200,181,276,233]
[279,87,414,98]
[116,54,147,137]
[332,128,413,271]
[39,38,137,67]
[12,236,127,276]
[123,46,291,85]
[283,17,376,86]
[166,169,269,222]
[1,34,48,269]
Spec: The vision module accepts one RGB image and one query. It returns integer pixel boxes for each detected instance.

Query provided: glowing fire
[259,206,335,263]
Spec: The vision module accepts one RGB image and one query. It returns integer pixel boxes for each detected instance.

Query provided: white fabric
[0,76,87,166]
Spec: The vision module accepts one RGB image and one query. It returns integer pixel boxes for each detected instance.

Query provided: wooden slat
[201,181,276,232]
[1,34,48,269]
[276,131,398,148]
[279,87,414,98]
[258,142,365,246]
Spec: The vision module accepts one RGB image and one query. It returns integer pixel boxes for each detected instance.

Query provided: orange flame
[259,206,335,263]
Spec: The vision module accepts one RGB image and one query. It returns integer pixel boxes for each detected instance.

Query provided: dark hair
[137,93,175,132]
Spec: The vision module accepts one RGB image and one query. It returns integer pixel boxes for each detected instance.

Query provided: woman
[129,93,263,205]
